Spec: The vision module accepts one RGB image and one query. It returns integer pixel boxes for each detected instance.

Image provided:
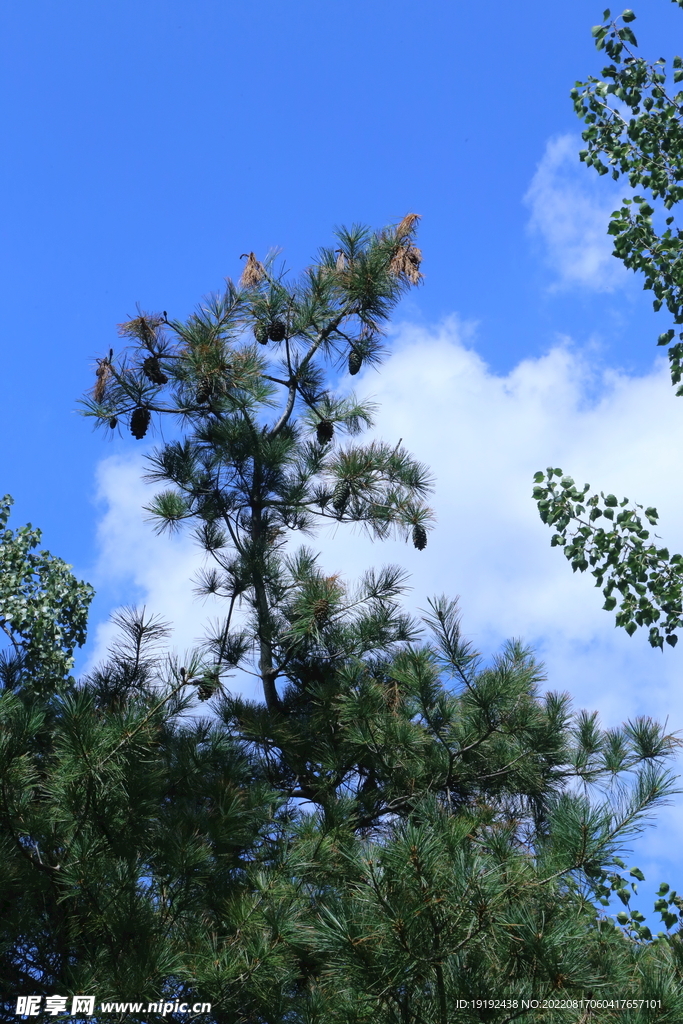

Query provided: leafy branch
[533,467,683,648]
[574,6,683,390]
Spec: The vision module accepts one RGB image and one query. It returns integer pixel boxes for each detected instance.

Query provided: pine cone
[254,322,269,345]
[195,379,213,404]
[196,672,219,701]
[142,356,168,385]
[332,480,351,515]
[130,406,151,440]
[312,598,330,623]
[348,350,363,376]
[412,524,427,551]
[268,319,286,342]
[316,419,334,445]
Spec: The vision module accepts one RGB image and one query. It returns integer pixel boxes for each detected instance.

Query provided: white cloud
[525,134,630,291]
[89,319,683,877]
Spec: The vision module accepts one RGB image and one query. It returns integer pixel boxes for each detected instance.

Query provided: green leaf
[621,9,636,21]
[618,25,637,45]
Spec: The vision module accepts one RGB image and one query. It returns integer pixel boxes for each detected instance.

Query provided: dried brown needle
[389,244,423,284]
[117,313,164,343]
[395,212,421,240]
[239,252,265,288]
[93,359,111,403]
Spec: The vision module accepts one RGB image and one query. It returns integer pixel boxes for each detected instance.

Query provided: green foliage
[572,6,683,391]
[219,585,682,830]
[0,495,93,691]
[4,565,683,1020]
[535,5,683,644]
[0,605,288,1019]
[533,468,683,648]
[303,821,683,1023]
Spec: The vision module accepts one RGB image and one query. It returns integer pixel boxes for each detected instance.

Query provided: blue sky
[4,0,683,926]
[3,0,681,564]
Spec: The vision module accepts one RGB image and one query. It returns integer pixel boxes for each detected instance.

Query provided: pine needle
[93,359,111,403]
[390,244,423,284]
[395,212,421,240]
[239,252,265,288]
[117,314,164,342]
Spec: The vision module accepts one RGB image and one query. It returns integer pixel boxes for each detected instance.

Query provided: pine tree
[72,216,683,1019]
[83,216,432,716]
